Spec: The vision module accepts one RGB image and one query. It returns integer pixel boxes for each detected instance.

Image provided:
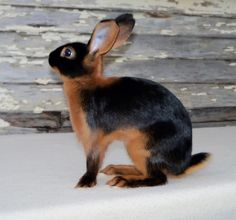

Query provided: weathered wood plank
[2,108,236,134]
[1,58,236,84]
[0,1,236,134]
[3,119,236,135]
[0,111,61,128]
[61,107,236,129]
[0,58,58,84]
[1,5,236,37]
[105,59,236,84]
[0,84,66,112]
[193,121,236,128]
[1,0,236,17]
[0,83,236,112]
[190,107,236,123]
[1,32,236,59]
[52,120,236,131]
[1,83,236,131]
[0,126,39,135]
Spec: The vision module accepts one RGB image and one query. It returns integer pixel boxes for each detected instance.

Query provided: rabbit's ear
[88,20,120,56]
[112,13,135,49]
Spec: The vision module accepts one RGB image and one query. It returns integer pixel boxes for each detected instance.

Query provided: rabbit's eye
[60,47,76,59]
[65,48,72,57]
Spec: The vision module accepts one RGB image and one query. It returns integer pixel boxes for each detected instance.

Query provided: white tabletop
[0,126,236,220]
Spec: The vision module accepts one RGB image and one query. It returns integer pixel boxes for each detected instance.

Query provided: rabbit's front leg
[76,144,106,188]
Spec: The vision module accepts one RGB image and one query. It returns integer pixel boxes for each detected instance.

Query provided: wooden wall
[0,0,236,134]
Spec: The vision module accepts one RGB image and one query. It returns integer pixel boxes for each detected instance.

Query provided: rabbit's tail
[184,152,211,174]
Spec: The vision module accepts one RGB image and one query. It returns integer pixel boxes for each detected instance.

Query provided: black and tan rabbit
[48,14,210,188]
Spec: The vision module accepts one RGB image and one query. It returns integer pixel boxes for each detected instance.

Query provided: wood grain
[1,58,236,84]
[1,32,236,59]
[1,0,236,17]
[1,6,236,37]
[0,0,236,134]
[1,83,236,132]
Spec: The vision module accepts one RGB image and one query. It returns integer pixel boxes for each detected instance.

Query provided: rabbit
[48,14,210,188]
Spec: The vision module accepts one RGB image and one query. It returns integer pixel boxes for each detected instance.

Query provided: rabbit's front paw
[75,172,97,188]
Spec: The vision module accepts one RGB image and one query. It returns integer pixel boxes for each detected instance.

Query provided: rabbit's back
[81,77,191,135]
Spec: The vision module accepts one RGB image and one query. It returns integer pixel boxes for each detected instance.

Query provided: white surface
[0,126,236,220]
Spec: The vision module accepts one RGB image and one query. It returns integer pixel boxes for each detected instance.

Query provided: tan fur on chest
[63,79,92,153]
[62,76,118,154]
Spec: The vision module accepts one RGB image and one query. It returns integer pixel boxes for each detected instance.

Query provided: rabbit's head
[48,14,135,78]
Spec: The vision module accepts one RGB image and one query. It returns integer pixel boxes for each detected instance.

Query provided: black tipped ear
[115,13,135,28]
[112,13,135,49]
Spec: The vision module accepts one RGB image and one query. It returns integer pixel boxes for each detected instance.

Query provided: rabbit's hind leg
[100,165,141,175]
[107,131,167,187]
[107,171,167,188]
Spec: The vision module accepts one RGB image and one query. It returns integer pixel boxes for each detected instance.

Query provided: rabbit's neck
[83,54,103,77]
[92,55,103,77]
[62,75,119,153]
[62,79,91,151]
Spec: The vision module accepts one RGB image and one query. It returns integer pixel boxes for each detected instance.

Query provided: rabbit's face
[49,42,89,78]
[49,14,135,79]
